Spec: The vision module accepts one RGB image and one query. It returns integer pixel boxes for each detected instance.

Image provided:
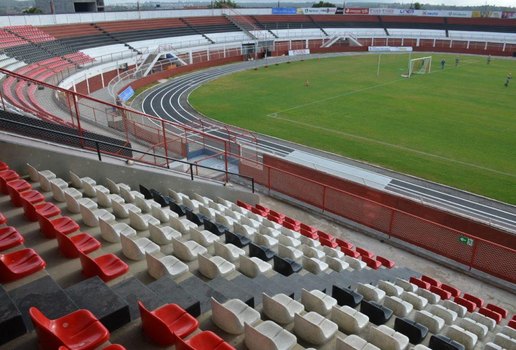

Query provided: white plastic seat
[429,304,457,325]
[302,256,329,274]
[302,245,325,259]
[326,256,350,272]
[209,200,226,212]
[278,244,303,263]
[446,325,478,350]
[49,178,69,201]
[120,186,144,203]
[64,188,89,213]
[168,188,187,204]
[39,172,59,192]
[69,171,95,189]
[233,222,256,238]
[190,228,219,247]
[211,298,260,335]
[120,234,160,261]
[80,201,115,227]
[417,288,440,304]
[442,300,467,318]
[192,193,210,205]
[281,228,301,239]
[357,283,385,303]
[369,325,409,350]
[105,178,130,194]
[383,296,413,317]
[293,311,338,345]
[99,218,136,243]
[97,191,124,208]
[501,325,516,339]
[260,226,281,238]
[172,238,207,262]
[260,219,282,230]
[378,280,404,297]
[224,208,245,222]
[300,235,321,248]
[182,197,201,211]
[129,211,160,231]
[26,163,55,183]
[414,310,445,334]
[469,311,496,331]
[400,291,428,311]
[170,216,197,235]
[323,246,344,259]
[278,235,301,248]
[216,212,235,230]
[336,334,380,350]
[244,320,297,350]
[262,293,304,325]
[485,342,505,350]
[198,254,235,279]
[254,233,278,249]
[148,222,181,245]
[301,289,337,316]
[240,215,260,229]
[112,201,141,218]
[413,345,431,350]
[199,204,217,221]
[246,212,263,223]
[457,317,488,339]
[134,196,160,214]
[395,278,418,293]
[83,182,109,198]
[494,333,516,349]
[145,252,188,279]
[331,305,369,334]
[214,241,245,262]
[238,255,272,278]
[345,256,366,270]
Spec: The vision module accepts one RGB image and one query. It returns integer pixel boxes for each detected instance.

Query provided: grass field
[189,53,516,204]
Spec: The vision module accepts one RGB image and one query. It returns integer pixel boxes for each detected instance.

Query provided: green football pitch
[188,53,516,204]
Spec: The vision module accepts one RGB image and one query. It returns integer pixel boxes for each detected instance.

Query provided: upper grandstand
[0,5,515,350]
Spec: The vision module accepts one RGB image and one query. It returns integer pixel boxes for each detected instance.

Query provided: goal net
[406,56,432,78]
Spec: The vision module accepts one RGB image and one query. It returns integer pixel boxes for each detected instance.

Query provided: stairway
[90,23,142,55]
[179,18,215,44]
[308,15,329,37]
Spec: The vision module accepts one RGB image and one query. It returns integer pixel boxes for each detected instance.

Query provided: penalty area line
[266,114,516,179]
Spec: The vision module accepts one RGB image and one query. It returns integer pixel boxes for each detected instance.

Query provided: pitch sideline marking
[267,114,516,179]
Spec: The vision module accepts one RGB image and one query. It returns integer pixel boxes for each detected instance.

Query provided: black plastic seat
[224,231,251,248]
[249,243,276,262]
[185,208,208,226]
[394,317,428,344]
[203,218,228,236]
[332,285,363,307]
[169,202,186,216]
[429,335,465,350]
[360,299,393,325]
[139,184,153,199]
[273,255,301,276]
[151,191,171,207]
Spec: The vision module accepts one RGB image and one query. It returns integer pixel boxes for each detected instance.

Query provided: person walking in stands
[440,59,446,70]
[504,73,512,87]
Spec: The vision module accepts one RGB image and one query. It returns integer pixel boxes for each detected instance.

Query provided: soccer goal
[405,56,432,78]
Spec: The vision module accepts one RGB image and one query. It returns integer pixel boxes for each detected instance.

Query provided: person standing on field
[504,73,512,87]
[487,55,491,64]
[441,59,446,69]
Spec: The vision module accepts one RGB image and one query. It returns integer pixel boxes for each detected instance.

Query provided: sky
[101,0,516,7]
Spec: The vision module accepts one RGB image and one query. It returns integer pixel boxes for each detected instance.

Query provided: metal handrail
[0,117,255,192]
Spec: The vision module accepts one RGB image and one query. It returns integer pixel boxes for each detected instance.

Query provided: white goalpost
[405,56,432,78]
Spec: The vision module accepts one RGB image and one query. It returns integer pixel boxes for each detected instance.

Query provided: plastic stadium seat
[478,307,503,323]
[138,301,198,346]
[283,220,300,231]
[120,234,160,261]
[369,324,410,350]
[332,285,363,307]
[60,345,126,350]
[172,238,207,262]
[454,296,477,313]
[7,179,32,206]
[441,284,461,298]
[341,247,360,259]
[211,297,260,335]
[262,292,304,325]
[429,286,452,300]
[509,319,516,329]
[355,247,374,259]
[429,335,465,350]
[331,305,369,334]
[421,275,441,288]
[0,169,20,194]
[56,231,101,259]
[236,200,253,210]
[38,215,79,239]
[0,226,24,251]
[337,335,380,350]
[198,254,235,279]
[485,304,508,319]
[0,212,6,225]
[0,161,8,171]
[463,293,484,309]
[244,320,297,350]
[362,256,381,270]
[146,252,188,279]
[378,281,404,297]
[409,277,431,290]
[20,189,45,218]
[176,330,235,350]
[294,311,338,345]
[273,255,301,276]
[360,300,393,326]
[320,237,338,248]
[376,256,395,269]
[300,228,319,240]
[238,255,272,278]
[79,252,128,282]
[394,317,429,345]
[335,238,353,250]
[29,307,109,350]
[0,248,45,282]
[301,289,337,316]
[99,219,136,243]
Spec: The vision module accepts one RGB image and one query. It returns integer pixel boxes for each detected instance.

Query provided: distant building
[35,0,104,14]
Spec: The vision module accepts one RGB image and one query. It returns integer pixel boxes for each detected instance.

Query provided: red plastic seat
[441,283,461,297]
[376,256,395,269]
[7,179,32,207]
[0,169,19,194]
[319,237,338,248]
[317,231,335,242]
[79,252,128,282]
[0,212,6,225]
[0,248,46,282]
[509,319,516,329]
[341,247,360,258]
[267,213,283,224]
[486,303,508,318]
[56,231,101,259]
[463,293,484,308]
[300,223,317,234]
[32,201,61,223]
[138,301,199,346]
[336,238,353,250]
[409,277,431,290]
[255,204,270,214]
[300,228,318,240]
[60,345,126,350]
[29,307,110,350]
[454,296,476,312]
[236,200,252,211]
[20,190,46,220]
[176,331,235,350]
[251,207,267,217]
[38,215,79,239]
[429,285,452,300]
[421,275,442,288]
[268,209,285,220]
[284,216,300,227]
[0,226,24,251]
[282,220,300,231]
[479,307,502,323]
[0,161,8,171]
[355,247,374,259]
[362,256,381,270]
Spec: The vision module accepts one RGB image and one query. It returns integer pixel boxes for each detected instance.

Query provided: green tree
[22,6,42,14]
[312,1,336,7]
[210,0,237,8]
[414,2,422,9]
